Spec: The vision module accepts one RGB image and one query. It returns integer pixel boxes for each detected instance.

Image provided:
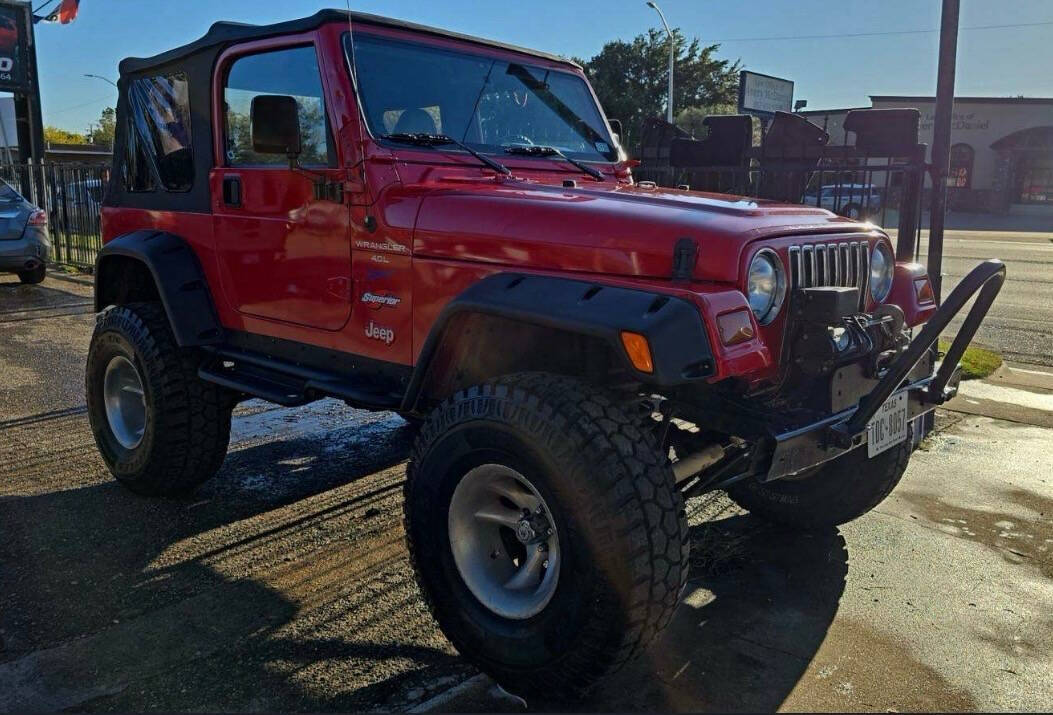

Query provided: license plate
[867,392,909,457]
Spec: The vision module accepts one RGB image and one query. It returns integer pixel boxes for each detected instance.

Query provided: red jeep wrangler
[87,9,1004,696]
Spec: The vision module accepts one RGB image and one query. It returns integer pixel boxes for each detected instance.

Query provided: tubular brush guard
[766,259,1005,481]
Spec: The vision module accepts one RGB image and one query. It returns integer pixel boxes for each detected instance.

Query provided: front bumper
[763,259,1005,481]
[767,371,947,480]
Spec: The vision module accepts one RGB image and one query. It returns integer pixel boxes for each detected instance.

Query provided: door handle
[222,176,242,207]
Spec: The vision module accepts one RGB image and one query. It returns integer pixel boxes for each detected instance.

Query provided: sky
[27,0,1053,133]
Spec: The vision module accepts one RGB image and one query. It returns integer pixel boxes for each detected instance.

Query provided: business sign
[738,70,794,116]
[0,1,30,93]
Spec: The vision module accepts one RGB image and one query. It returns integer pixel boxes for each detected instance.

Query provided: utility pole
[646,1,674,123]
[927,0,960,303]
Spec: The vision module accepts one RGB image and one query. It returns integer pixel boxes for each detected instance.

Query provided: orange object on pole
[48,0,79,24]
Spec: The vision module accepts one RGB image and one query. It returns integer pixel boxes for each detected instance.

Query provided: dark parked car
[0,179,49,284]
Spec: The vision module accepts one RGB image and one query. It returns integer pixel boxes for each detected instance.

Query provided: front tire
[728,436,911,530]
[86,302,233,496]
[405,373,688,697]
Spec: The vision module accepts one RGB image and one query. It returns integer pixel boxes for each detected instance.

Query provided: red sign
[0,1,30,93]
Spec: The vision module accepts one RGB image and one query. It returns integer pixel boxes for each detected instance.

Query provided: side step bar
[199,363,308,406]
[198,347,403,410]
[828,259,1006,445]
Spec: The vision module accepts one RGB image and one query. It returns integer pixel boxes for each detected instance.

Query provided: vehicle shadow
[526,506,849,712]
[0,414,476,711]
[1,404,846,712]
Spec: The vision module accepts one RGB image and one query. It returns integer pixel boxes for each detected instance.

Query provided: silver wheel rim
[447,464,560,620]
[103,355,146,449]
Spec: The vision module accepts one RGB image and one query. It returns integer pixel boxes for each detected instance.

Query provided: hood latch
[671,238,698,282]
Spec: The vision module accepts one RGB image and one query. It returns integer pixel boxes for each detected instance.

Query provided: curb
[46,269,94,288]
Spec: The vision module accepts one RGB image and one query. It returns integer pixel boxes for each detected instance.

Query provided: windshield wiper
[503,145,604,182]
[383,133,510,176]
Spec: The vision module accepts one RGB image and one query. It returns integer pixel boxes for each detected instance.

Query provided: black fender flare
[402,273,715,410]
[94,230,223,347]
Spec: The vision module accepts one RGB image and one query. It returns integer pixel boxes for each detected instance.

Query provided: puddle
[902,488,1053,580]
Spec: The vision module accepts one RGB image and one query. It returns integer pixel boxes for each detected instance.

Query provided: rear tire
[728,436,911,530]
[17,264,45,284]
[405,373,688,697]
[86,302,233,496]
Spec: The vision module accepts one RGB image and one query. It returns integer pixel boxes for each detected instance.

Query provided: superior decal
[361,292,401,309]
[365,321,395,345]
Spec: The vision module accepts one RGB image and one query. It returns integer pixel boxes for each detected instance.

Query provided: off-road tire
[728,436,911,530]
[404,373,689,697]
[17,264,46,284]
[86,302,233,496]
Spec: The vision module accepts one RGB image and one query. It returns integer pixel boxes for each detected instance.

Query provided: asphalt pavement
[1,241,1051,711]
[904,229,1053,366]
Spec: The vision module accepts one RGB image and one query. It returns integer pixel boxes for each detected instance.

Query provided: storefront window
[1018,153,1053,204]
[949,143,973,188]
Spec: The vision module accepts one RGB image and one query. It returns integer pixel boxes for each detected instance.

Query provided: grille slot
[788,241,869,310]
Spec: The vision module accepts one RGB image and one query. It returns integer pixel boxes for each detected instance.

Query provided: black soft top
[119,9,578,76]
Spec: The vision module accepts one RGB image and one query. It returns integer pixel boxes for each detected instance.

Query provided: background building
[0,95,111,164]
[802,96,1053,213]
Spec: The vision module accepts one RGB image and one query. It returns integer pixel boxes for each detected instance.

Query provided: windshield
[346,32,617,163]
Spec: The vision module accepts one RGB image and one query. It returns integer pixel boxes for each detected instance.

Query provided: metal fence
[633,111,933,267]
[0,162,111,269]
[634,149,930,264]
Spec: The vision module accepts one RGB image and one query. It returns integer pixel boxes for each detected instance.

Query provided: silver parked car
[802,183,883,220]
[0,179,50,284]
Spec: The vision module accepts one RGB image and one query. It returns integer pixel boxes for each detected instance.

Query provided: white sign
[739,71,794,115]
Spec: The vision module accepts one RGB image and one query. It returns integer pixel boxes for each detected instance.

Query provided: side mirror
[608,118,623,143]
[251,95,301,161]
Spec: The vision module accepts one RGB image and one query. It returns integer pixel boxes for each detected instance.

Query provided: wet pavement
[1,271,1051,711]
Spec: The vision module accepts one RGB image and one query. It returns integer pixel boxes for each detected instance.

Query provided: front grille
[788,241,869,310]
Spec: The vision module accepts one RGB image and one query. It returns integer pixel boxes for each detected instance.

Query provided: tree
[89,107,116,146]
[674,104,737,138]
[44,125,86,145]
[579,28,740,152]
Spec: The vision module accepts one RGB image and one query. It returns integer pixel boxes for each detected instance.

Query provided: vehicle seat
[393,108,438,135]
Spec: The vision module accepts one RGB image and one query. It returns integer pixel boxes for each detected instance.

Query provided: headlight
[747,249,785,325]
[869,242,894,303]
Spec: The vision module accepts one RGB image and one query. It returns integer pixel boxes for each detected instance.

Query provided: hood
[412,180,870,283]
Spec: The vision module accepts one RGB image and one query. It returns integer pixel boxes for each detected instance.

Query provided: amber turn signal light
[716,309,755,346]
[620,331,654,373]
[914,277,935,304]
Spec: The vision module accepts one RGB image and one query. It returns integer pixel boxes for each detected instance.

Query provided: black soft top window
[123,72,194,192]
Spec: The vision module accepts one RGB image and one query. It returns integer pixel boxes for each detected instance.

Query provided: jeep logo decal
[365,321,395,345]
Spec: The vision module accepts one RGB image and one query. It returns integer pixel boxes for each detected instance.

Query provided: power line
[32,0,59,14]
[46,95,114,117]
[711,19,1053,44]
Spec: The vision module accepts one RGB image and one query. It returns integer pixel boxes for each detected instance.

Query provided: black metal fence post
[927,0,961,303]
